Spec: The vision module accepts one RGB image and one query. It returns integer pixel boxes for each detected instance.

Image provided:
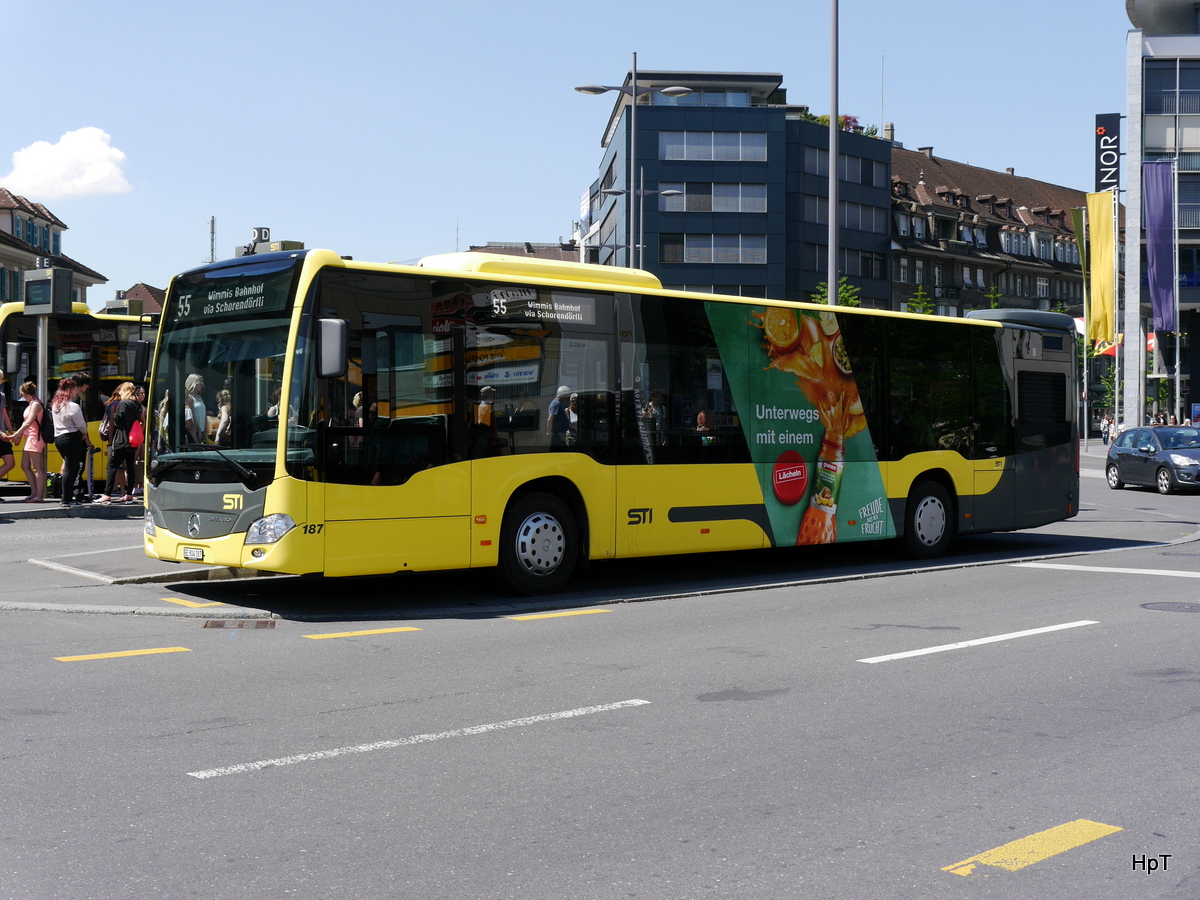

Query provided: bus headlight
[245,513,297,545]
[144,509,156,537]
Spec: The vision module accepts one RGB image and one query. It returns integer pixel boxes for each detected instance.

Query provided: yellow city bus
[143,250,1079,593]
[1,301,155,484]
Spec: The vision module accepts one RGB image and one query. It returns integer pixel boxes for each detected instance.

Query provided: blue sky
[4,0,1133,308]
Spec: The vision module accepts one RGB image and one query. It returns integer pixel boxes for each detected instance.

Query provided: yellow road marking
[943,819,1123,876]
[508,609,611,621]
[161,598,226,608]
[55,647,192,662]
[303,627,422,640]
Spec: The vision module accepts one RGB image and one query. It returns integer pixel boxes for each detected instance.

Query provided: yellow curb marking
[944,819,1123,876]
[55,647,192,662]
[161,598,226,608]
[303,627,422,640]
[508,609,611,621]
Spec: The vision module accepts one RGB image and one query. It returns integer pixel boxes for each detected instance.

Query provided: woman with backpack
[97,382,142,504]
[50,377,93,508]
[3,381,47,502]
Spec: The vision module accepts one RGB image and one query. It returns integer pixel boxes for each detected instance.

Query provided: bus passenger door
[312,285,472,577]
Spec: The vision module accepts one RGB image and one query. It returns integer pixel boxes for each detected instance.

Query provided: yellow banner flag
[1087,191,1115,345]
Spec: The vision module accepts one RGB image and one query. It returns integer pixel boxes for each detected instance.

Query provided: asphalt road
[2,444,1197,898]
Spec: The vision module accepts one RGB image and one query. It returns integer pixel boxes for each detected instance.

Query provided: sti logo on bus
[627,508,653,525]
[222,494,243,511]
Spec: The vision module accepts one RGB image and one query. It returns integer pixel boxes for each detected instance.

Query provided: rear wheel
[1106,464,1124,490]
[498,492,578,595]
[902,481,954,559]
[1156,467,1175,495]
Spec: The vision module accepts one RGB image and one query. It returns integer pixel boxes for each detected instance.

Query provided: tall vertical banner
[1143,160,1176,333]
[1071,206,1089,338]
[1095,114,1121,193]
[1086,191,1116,345]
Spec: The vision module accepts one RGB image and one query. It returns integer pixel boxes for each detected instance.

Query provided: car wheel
[902,481,954,559]
[498,492,578,595]
[1156,467,1175,495]
[1106,464,1124,490]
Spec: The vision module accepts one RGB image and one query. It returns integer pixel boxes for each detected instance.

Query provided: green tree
[905,284,934,315]
[812,276,861,307]
[984,282,1003,309]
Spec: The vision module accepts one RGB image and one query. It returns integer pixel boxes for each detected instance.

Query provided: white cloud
[0,127,131,200]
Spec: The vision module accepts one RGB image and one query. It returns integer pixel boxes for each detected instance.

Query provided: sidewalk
[0,494,144,520]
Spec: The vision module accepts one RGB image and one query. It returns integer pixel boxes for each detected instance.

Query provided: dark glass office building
[577,71,892,306]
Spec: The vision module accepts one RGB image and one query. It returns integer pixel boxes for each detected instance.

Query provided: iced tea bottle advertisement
[705,302,895,547]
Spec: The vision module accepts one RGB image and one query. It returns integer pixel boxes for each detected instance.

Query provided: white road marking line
[47,544,145,560]
[187,699,652,779]
[1014,562,1200,579]
[858,621,1099,664]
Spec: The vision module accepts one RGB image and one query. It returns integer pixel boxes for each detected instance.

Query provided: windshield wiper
[175,443,260,490]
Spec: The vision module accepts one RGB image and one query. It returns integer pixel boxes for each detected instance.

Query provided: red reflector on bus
[700,528,710,534]
[480,540,492,546]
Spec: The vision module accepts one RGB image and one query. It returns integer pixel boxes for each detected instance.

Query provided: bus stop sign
[22,267,73,315]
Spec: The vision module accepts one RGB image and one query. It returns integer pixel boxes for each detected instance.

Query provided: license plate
[182,547,204,561]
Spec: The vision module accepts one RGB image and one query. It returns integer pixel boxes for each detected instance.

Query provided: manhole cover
[204,619,276,629]
[1141,602,1200,613]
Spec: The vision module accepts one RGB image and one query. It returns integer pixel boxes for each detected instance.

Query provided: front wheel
[498,492,578,595]
[902,481,954,559]
[1106,464,1124,490]
[1156,467,1175,495]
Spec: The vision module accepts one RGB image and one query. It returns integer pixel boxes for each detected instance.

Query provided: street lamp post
[576,54,692,268]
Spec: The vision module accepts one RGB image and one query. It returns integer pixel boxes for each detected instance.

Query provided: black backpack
[37,402,54,443]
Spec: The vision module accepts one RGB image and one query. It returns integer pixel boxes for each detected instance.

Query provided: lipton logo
[772,451,808,505]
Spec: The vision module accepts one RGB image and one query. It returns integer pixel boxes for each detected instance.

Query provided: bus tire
[498,492,578,595]
[902,481,954,559]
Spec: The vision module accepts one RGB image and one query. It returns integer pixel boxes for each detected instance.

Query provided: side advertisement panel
[705,303,895,546]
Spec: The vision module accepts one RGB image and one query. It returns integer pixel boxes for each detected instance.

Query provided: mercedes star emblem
[188,514,201,537]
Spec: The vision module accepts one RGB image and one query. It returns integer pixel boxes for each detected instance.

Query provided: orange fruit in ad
[761,308,801,352]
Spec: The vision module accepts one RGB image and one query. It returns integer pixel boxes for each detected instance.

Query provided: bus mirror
[317,318,347,378]
[133,340,151,381]
[4,342,18,374]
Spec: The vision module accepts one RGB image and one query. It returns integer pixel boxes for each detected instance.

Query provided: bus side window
[628,296,750,465]
[886,319,972,460]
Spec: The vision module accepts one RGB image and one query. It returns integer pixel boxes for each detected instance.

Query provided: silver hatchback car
[1106,426,1200,494]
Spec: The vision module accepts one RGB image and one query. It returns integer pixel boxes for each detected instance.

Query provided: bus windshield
[148,254,302,487]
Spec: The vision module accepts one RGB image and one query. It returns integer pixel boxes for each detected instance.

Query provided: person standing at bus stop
[97,382,142,504]
[546,385,572,447]
[0,370,15,498]
[51,377,94,508]
[4,382,47,502]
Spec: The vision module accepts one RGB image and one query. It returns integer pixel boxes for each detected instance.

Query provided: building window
[803,195,828,225]
[651,89,750,107]
[915,260,925,285]
[912,217,926,240]
[962,266,973,287]
[659,132,767,161]
[1036,277,1050,298]
[976,267,985,288]
[804,146,828,176]
[899,257,909,283]
[660,183,767,213]
[660,234,767,264]
[896,213,909,236]
[838,201,888,234]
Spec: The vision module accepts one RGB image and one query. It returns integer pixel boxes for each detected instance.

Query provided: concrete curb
[26,557,276,585]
